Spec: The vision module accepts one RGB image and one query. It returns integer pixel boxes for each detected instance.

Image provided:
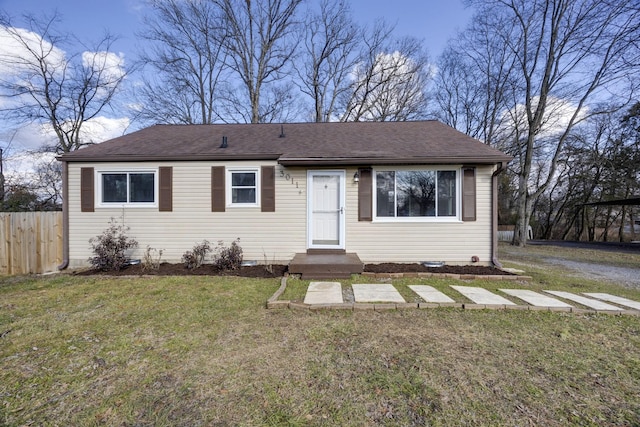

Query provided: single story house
[57,121,512,274]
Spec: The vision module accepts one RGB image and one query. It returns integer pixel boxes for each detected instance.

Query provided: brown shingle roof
[59,121,512,165]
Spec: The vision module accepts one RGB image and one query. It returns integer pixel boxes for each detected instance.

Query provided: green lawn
[1,247,640,426]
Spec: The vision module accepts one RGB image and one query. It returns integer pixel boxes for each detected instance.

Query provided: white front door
[308,171,345,249]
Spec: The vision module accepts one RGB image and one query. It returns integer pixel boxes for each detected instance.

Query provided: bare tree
[32,148,63,209]
[0,12,128,153]
[296,0,359,122]
[432,8,518,146]
[137,0,227,124]
[339,22,431,122]
[214,0,303,123]
[441,0,640,246]
[0,147,5,205]
[0,145,61,211]
[432,47,485,135]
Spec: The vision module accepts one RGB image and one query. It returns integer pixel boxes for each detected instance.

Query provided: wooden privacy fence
[0,212,63,275]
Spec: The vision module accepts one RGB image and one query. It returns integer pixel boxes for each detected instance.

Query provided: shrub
[142,245,164,271]
[212,238,243,271]
[89,218,138,271]
[182,240,211,269]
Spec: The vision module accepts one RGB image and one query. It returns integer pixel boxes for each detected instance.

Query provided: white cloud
[2,150,57,184]
[76,116,130,145]
[0,25,129,152]
[0,24,131,183]
[0,24,68,112]
[1,123,55,152]
[497,96,588,142]
[345,51,426,121]
[0,24,66,77]
[126,0,147,13]
[82,50,126,83]
[1,116,130,185]
[1,116,130,154]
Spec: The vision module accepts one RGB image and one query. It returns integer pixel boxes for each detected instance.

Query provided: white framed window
[227,168,260,207]
[373,167,460,221]
[97,169,157,207]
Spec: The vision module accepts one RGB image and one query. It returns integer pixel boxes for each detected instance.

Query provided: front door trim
[307,170,346,250]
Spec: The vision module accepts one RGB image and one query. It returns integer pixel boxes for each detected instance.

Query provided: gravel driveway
[502,240,640,290]
[542,257,640,289]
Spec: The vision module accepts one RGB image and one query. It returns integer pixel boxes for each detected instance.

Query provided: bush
[89,218,138,271]
[142,245,164,271]
[212,238,243,271]
[182,240,211,269]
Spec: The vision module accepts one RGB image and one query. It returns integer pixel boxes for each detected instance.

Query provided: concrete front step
[289,252,363,279]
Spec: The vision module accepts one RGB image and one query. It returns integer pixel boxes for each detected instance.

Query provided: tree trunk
[513,180,534,246]
[618,206,627,242]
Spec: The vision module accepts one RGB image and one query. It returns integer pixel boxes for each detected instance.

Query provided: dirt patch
[76,262,512,277]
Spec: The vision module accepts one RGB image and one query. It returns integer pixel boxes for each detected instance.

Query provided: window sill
[372,217,462,223]
[96,203,158,209]
[226,204,260,209]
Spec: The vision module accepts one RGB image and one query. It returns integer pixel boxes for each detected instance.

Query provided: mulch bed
[364,263,514,276]
[75,263,288,278]
[75,262,513,278]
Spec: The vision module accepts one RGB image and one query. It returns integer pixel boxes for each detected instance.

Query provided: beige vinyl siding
[68,162,495,267]
[68,162,308,267]
[345,165,494,265]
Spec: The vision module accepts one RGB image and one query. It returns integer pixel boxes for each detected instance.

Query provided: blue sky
[0,0,474,61]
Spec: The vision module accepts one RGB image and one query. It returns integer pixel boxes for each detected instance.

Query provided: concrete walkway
[500,289,572,308]
[544,291,622,311]
[409,285,455,303]
[297,282,640,313]
[304,282,343,304]
[352,284,405,303]
[451,286,516,306]
[584,293,640,311]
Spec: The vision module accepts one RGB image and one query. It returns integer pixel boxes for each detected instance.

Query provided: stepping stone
[408,285,455,303]
[544,291,622,311]
[352,284,405,303]
[451,286,516,305]
[304,282,343,304]
[500,289,573,308]
[583,293,640,311]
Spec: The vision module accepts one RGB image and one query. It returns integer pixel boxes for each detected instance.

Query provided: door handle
[340,207,344,214]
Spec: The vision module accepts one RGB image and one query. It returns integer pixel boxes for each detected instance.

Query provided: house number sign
[279,168,300,190]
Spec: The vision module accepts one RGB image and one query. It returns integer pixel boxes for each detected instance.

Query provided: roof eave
[58,153,282,162]
[277,156,513,166]
[58,154,513,166]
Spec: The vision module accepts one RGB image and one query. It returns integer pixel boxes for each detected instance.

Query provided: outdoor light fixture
[353,171,360,183]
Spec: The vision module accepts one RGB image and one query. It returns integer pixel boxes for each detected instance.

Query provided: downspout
[57,160,69,270]
[491,162,506,268]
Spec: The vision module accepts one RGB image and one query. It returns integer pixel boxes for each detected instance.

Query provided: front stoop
[289,252,363,279]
